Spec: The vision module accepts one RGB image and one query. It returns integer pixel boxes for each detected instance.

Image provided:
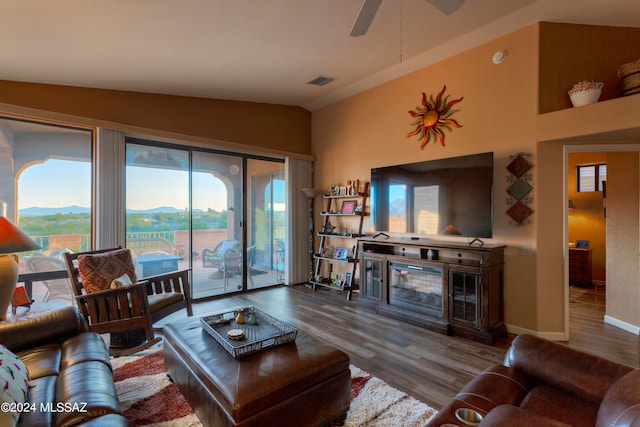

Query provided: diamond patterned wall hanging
[506,153,534,226]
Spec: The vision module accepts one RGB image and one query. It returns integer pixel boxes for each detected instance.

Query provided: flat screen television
[370,152,493,238]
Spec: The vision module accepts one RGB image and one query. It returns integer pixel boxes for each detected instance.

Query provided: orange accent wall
[313,24,540,331]
[313,22,640,336]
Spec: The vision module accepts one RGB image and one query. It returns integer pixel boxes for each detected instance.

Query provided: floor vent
[306,75,335,86]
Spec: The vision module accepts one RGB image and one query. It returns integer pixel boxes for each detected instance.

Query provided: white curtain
[285,157,312,285]
[96,128,126,249]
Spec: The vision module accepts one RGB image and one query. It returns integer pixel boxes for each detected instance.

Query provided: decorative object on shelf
[334,247,349,260]
[321,221,335,234]
[312,182,369,300]
[330,180,361,197]
[0,217,41,320]
[506,153,534,226]
[568,80,604,107]
[618,59,640,97]
[341,200,357,214]
[576,239,590,249]
[407,85,463,149]
[441,224,461,235]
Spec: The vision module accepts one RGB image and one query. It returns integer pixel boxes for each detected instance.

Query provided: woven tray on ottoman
[163,315,351,427]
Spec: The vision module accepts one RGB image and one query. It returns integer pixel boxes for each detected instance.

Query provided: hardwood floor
[165,284,638,411]
[568,285,638,367]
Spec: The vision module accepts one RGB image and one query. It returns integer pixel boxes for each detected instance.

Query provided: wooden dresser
[569,248,592,286]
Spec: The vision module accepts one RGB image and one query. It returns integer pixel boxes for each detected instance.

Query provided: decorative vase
[0,254,19,321]
[235,309,245,324]
[248,310,257,325]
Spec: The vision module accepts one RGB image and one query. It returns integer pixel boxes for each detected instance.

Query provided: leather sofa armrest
[505,334,633,403]
[597,369,640,427]
[0,306,88,352]
[480,405,571,426]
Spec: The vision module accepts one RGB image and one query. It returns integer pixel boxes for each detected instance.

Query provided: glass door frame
[124,137,285,298]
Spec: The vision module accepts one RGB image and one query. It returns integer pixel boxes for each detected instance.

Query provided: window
[0,116,93,303]
[124,138,286,298]
[577,164,606,192]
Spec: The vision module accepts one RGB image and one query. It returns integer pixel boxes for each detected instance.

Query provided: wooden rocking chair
[64,247,193,356]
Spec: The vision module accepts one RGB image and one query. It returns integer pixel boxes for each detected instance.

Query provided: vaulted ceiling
[1,0,639,111]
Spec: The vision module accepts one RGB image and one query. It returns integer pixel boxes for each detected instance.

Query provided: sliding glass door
[125,143,189,279]
[125,138,285,299]
[248,159,286,288]
[192,151,244,298]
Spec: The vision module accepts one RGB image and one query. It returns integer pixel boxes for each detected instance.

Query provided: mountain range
[19,206,187,215]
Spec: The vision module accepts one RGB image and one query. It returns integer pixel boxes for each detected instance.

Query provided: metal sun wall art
[506,153,534,226]
[407,85,463,149]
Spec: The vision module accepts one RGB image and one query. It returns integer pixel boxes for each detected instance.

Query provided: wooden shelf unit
[311,183,369,300]
[357,237,507,345]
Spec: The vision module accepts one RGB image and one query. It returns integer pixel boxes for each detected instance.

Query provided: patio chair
[202,239,241,269]
[64,247,193,356]
[223,244,256,290]
[25,253,73,302]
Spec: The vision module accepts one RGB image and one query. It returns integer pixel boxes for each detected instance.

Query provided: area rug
[111,347,436,427]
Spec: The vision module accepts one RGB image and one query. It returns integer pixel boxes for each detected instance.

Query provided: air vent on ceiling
[306,75,335,86]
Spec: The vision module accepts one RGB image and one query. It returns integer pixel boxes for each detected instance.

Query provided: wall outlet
[518,245,532,256]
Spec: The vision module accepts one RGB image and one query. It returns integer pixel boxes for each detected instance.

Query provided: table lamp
[0,217,41,320]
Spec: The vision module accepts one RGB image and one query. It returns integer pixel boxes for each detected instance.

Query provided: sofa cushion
[148,292,183,313]
[17,344,61,380]
[60,333,111,371]
[519,384,598,427]
[20,376,56,427]
[55,361,121,426]
[597,369,640,427]
[0,344,29,425]
[78,248,137,294]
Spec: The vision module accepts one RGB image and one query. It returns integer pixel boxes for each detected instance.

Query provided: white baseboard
[505,324,568,341]
[604,315,640,335]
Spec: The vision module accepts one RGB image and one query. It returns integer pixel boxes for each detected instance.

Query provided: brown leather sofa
[427,334,640,426]
[0,306,129,426]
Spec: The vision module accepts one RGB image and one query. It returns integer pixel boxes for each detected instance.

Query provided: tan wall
[538,23,640,113]
[568,152,606,283]
[0,80,312,156]
[606,153,640,328]
[313,24,540,331]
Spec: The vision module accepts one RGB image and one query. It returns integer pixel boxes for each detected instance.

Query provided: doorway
[564,145,640,338]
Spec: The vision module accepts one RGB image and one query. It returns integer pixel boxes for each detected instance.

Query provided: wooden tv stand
[357,237,507,345]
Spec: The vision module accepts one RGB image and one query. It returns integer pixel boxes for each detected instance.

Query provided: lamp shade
[300,188,325,198]
[0,217,41,254]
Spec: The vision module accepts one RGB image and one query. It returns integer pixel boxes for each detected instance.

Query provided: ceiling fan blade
[350,0,383,37]
[426,0,464,15]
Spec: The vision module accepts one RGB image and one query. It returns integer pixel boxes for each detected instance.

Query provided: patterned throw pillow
[0,344,29,425]
[78,248,138,294]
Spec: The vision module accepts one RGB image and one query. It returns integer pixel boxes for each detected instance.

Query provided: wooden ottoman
[163,316,351,427]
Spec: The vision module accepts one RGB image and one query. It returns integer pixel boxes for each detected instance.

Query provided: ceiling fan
[350,0,465,37]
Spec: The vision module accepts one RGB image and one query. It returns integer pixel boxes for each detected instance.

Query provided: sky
[19,159,229,211]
